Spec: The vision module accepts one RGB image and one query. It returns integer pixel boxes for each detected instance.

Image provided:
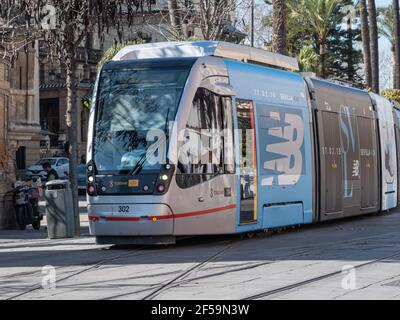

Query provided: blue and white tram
[86,41,399,244]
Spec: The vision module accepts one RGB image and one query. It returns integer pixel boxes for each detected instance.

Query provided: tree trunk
[347,18,355,82]
[368,0,380,93]
[319,38,326,79]
[65,52,80,237]
[272,0,287,55]
[167,0,183,39]
[393,0,400,88]
[392,44,396,87]
[360,0,372,88]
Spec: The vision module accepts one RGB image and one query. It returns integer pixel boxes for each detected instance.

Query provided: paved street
[1,201,400,300]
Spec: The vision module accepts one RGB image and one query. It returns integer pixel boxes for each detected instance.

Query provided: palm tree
[289,0,340,78]
[368,0,380,93]
[393,0,400,89]
[360,0,372,88]
[272,0,287,55]
[378,5,396,87]
[297,47,319,72]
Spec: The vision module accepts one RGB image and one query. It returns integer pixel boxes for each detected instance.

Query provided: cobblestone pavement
[1,203,400,300]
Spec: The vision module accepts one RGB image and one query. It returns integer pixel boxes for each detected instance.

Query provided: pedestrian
[42,161,59,182]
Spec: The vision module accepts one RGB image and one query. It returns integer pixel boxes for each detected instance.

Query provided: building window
[4,95,8,143]
[81,109,88,142]
[4,64,10,82]
[16,146,26,170]
[1,94,9,157]
[40,98,60,147]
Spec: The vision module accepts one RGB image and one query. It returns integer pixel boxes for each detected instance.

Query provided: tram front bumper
[88,203,173,236]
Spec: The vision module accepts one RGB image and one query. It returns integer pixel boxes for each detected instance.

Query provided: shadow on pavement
[1,210,400,269]
[0,226,91,241]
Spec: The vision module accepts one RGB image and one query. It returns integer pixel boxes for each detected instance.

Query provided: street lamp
[49,69,55,82]
[45,135,50,151]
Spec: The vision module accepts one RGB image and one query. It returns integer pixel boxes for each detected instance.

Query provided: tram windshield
[93,60,193,174]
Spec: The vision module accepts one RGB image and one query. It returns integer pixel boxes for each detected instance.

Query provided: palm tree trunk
[272,0,287,55]
[319,37,327,79]
[347,18,355,82]
[393,0,400,88]
[360,0,372,88]
[65,51,80,236]
[368,0,380,93]
[392,44,396,86]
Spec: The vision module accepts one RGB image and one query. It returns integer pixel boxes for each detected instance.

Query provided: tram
[86,41,400,244]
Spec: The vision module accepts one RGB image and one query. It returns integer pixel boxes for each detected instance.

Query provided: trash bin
[44,180,75,239]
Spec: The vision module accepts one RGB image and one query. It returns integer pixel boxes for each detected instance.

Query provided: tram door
[393,108,400,206]
[319,111,344,214]
[236,99,258,224]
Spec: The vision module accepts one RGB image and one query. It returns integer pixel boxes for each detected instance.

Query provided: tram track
[3,238,242,300]
[140,240,240,300]
[103,230,400,300]
[3,227,400,300]
[241,250,400,300]
[4,246,151,300]
[101,239,242,300]
[102,245,334,300]
[103,232,400,300]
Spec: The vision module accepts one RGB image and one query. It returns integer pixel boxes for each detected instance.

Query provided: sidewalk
[0,195,90,244]
[38,195,89,228]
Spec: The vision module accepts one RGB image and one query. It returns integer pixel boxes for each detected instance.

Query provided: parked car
[26,157,69,181]
[77,164,86,194]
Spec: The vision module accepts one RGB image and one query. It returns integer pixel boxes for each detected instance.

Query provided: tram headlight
[160,174,168,181]
[88,176,94,183]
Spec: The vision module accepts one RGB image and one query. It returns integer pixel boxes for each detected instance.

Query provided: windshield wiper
[127,134,167,176]
[128,152,147,176]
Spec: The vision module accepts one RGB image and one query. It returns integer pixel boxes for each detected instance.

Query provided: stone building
[39,45,100,160]
[0,44,41,228]
[0,58,12,228]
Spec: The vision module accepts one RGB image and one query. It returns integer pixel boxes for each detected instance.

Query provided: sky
[237,0,395,90]
[377,0,391,6]
[376,0,393,90]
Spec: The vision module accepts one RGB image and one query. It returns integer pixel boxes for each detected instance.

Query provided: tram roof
[112,41,299,72]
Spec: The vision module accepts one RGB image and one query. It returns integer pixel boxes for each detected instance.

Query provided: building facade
[0,44,41,228]
[39,45,100,160]
[0,59,13,228]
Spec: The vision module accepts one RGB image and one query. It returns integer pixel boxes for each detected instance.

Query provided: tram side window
[176,87,233,189]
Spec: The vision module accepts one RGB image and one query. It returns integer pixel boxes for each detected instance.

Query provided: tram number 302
[118,206,130,213]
